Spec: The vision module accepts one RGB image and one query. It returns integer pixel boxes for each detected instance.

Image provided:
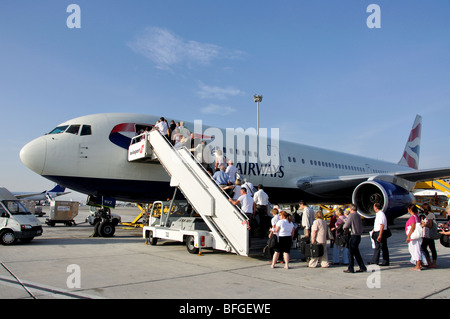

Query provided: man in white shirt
[229,188,254,235]
[155,117,169,138]
[230,188,254,215]
[225,160,238,184]
[299,200,315,238]
[253,184,269,237]
[242,181,255,197]
[370,203,390,266]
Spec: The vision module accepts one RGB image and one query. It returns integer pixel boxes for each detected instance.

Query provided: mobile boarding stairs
[128,131,250,256]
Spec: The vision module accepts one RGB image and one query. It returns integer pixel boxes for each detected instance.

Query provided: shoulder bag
[408,216,423,240]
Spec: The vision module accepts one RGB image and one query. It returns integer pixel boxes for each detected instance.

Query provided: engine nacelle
[352,180,415,219]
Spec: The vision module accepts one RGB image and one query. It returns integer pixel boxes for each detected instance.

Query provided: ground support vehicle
[134,131,250,256]
[143,199,218,254]
[0,188,42,245]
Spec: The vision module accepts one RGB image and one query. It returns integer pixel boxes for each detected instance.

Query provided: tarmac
[0,206,449,303]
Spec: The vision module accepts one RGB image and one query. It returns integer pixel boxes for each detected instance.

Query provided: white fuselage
[20,113,412,205]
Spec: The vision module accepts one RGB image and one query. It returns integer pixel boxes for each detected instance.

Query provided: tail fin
[48,185,65,193]
[398,115,422,170]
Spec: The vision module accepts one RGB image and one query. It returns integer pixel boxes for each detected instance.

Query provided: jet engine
[352,180,415,219]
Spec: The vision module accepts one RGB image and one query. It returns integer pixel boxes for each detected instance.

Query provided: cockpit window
[47,124,91,136]
[80,125,92,136]
[66,125,81,135]
[48,125,69,134]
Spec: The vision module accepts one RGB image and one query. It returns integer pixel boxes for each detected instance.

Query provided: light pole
[253,94,263,137]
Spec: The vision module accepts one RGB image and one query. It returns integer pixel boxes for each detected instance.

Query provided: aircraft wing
[394,167,450,183]
[297,167,450,196]
[14,190,71,200]
[14,192,45,199]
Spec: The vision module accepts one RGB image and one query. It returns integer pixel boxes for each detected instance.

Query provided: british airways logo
[237,162,285,178]
[401,121,421,170]
[109,123,152,150]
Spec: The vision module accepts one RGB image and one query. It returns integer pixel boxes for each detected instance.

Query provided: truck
[0,187,43,245]
[143,199,215,254]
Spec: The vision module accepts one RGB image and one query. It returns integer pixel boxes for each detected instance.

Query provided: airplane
[13,184,70,202]
[19,113,450,222]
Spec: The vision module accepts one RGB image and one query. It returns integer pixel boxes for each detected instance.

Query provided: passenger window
[80,125,92,136]
[66,125,81,135]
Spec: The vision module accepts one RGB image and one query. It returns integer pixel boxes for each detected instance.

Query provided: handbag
[304,243,324,258]
[407,223,423,240]
[267,234,277,248]
[372,228,391,241]
[429,221,441,240]
[440,234,450,248]
[407,215,423,240]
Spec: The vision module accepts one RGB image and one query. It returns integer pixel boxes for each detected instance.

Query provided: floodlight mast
[253,94,263,137]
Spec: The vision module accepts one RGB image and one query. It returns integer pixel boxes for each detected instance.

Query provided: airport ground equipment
[414,179,450,218]
[130,130,250,256]
[45,200,79,227]
[120,203,150,228]
[143,197,213,254]
[0,187,43,245]
[415,180,450,198]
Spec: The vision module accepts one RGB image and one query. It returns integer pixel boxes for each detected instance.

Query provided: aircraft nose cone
[20,137,46,175]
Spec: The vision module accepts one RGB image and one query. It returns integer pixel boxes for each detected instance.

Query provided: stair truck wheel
[186,235,199,254]
[146,230,158,245]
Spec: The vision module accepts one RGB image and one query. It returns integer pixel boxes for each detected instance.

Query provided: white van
[0,187,43,245]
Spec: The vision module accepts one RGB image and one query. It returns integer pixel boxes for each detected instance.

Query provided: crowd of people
[263,200,449,272]
[144,116,450,272]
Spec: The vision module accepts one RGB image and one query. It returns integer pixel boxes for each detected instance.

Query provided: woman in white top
[271,211,295,269]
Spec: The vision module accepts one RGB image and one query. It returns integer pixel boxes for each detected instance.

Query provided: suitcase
[300,237,310,254]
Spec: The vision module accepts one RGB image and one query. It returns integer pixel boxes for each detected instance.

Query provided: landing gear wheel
[98,221,115,237]
[1,230,17,245]
[186,235,199,254]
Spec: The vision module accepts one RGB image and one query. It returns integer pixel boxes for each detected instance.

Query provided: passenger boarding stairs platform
[128,131,250,256]
[415,179,450,198]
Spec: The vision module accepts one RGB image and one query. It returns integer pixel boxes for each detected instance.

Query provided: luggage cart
[45,201,79,226]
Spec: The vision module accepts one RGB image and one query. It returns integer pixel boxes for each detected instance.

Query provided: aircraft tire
[98,221,115,237]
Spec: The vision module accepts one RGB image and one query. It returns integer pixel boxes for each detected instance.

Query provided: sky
[0,1,449,201]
